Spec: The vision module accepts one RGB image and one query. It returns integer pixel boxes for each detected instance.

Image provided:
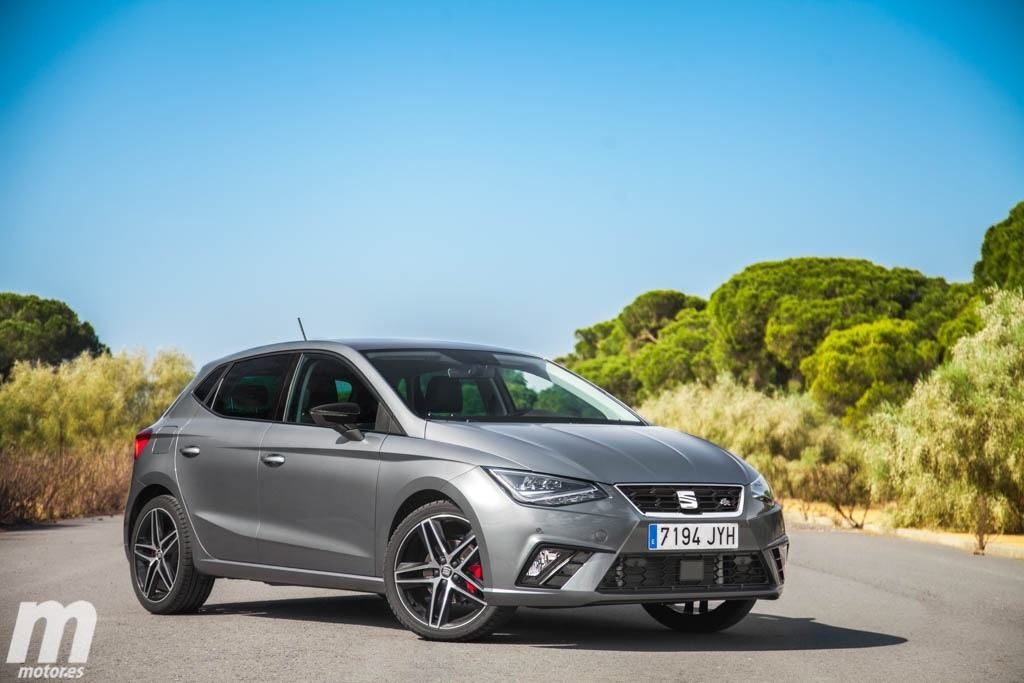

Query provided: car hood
[424,422,754,485]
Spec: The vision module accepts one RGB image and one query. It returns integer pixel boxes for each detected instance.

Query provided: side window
[288,355,380,429]
[193,365,226,405]
[212,355,293,420]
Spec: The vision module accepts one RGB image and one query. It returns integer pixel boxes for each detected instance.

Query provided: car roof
[338,338,527,354]
[202,338,538,369]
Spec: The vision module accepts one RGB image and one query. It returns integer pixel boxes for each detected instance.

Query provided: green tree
[0,293,108,377]
[801,318,931,424]
[500,369,537,411]
[869,289,1024,548]
[974,201,1024,292]
[619,290,705,344]
[936,295,983,357]
[571,355,640,405]
[708,258,960,388]
[632,308,716,398]
[571,319,617,360]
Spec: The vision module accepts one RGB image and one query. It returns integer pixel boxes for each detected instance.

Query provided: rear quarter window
[192,366,226,404]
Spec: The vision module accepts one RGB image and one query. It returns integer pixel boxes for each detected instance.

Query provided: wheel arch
[378,474,489,579]
[387,489,457,542]
[126,484,174,540]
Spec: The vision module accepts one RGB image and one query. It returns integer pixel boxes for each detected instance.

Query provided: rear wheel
[130,495,215,614]
[643,599,755,633]
[384,501,515,641]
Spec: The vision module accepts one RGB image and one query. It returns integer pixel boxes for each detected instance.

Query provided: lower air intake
[599,552,770,593]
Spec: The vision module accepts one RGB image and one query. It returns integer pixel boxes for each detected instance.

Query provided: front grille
[599,552,770,593]
[618,484,742,515]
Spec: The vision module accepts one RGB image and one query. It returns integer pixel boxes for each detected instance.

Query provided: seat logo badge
[676,490,699,509]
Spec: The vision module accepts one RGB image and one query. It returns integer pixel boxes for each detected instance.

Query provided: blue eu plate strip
[648,524,658,550]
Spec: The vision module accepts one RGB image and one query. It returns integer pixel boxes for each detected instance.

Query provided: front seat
[423,376,463,417]
[300,367,340,424]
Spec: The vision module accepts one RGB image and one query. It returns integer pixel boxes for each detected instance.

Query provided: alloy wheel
[133,507,180,603]
[393,513,487,630]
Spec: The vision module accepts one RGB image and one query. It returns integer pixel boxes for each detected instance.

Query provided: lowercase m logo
[6,601,96,664]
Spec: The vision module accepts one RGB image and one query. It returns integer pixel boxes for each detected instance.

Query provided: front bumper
[447,468,788,608]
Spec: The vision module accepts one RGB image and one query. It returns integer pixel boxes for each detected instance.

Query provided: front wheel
[643,599,755,633]
[383,500,515,641]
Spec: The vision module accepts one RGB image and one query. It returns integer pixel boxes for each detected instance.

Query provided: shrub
[869,289,1024,549]
[639,376,872,526]
[0,349,193,523]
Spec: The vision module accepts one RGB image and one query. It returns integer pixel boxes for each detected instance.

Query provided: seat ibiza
[125,340,787,641]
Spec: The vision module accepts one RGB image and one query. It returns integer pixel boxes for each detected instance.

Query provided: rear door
[175,353,296,563]
[257,352,387,576]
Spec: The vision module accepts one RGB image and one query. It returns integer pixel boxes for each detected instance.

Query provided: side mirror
[310,402,365,441]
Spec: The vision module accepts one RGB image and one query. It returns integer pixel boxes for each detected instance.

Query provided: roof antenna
[297,316,308,341]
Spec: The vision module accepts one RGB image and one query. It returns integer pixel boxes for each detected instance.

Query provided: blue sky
[2,1,1022,365]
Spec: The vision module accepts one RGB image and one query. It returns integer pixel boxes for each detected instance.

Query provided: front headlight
[486,468,607,506]
[750,473,774,503]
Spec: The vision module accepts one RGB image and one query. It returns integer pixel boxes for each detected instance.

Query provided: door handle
[261,453,286,467]
[180,446,201,458]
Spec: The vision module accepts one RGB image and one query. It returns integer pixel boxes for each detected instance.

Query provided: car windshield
[363,349,644,425]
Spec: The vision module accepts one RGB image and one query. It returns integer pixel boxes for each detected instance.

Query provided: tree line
[561,201,1024,548]
[0,201,1021,544]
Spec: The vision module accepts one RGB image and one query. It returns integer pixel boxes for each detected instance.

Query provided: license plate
[648,523,739,550]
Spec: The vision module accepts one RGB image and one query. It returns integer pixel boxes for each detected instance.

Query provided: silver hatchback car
[124,340,787,641]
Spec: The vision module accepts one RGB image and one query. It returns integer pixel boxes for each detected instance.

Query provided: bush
[869,289,1024,549]
[639,376,872,526]
[0,349,193,523]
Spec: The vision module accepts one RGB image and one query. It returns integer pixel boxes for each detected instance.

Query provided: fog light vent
[517,546,593,588]
[771,545,787,584]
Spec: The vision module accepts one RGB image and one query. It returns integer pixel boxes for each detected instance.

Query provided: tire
[129,494,215,614]
[643,599,755,633]
[384,500,516,641]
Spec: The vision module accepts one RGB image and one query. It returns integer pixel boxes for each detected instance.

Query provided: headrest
[234,383,269,410]
[424,376,462,415]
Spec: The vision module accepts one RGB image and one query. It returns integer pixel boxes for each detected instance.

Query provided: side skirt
[196,557,384,593]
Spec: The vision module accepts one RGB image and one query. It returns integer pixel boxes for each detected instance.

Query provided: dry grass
[779,497,892,528]
[0,445,132,524]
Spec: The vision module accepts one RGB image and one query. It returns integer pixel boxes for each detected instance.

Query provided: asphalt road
[1,516,1022,682]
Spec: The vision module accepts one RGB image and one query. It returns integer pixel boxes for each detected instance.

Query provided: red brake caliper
[466,562,483,594]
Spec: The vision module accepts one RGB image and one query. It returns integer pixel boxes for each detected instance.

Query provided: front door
[257,353,385,576]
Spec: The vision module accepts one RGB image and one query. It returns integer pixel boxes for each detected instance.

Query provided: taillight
[134,429,154,459]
